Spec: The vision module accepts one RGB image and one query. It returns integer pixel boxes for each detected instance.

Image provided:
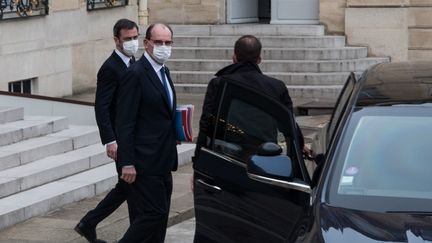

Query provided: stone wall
[408,0,432,60]
[0,0,138,97]
[344,0,432,62]
[147,0,225,24]
[320,0,346,34]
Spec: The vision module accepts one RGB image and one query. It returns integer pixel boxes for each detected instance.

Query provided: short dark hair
[145,23,173,40]
[234,35,262,63]
[113,19,139,38]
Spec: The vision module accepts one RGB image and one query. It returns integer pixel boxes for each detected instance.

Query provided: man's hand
[106,142,118,160]
[121,166,137,184]
[303,144,315,160]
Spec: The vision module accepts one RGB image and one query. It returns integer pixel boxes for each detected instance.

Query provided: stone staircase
[0,106,195,230]
[138,24,389,101]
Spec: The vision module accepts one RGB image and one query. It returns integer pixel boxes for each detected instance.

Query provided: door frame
[226,0,320,24]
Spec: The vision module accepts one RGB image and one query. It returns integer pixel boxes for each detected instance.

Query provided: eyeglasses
[148,39,173,47]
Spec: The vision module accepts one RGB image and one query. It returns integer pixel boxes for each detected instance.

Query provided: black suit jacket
[116,55,178,175]
[95,51,128,145]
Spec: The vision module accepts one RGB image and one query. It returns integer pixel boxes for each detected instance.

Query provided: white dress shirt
[115,49,134,67]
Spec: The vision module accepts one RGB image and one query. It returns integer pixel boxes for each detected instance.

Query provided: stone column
[320,0,347,34]
[138,0,149,25]
[408,0,432,61]
[345,0,410,61]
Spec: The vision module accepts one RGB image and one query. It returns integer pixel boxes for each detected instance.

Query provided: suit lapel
[140,56,173,115]
[111,51,128,69]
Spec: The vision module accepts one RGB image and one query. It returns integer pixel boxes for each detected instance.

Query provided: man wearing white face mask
[115,23,177,243]
[74,19,139,243]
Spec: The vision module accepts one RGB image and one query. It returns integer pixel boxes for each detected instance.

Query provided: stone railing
[87,0,128,11]
[0,0,48,20]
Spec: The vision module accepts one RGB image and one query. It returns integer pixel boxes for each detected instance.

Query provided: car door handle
[197,179,222,193]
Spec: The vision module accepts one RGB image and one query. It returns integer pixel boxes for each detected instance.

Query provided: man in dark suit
[193,35,307,162]
[74,19,139,243]
[115,23,177,243]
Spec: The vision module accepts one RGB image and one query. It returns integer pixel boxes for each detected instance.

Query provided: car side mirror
[247,142,294,181]
[247,142,312,194]
[257,142,283,156]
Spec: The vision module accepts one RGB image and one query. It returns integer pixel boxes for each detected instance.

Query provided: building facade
[1,0,431,97]
[145,0,432,62]
[0,0,137,97]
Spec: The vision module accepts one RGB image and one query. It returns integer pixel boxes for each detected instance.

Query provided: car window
[214,99,291,162]
[210,79,308,182]
[337,115,432,199]
[328,106,432,212]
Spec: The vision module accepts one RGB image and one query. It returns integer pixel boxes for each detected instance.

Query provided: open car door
[193,78,311,243]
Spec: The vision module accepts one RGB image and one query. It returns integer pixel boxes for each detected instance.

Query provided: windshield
[327,105,432,212]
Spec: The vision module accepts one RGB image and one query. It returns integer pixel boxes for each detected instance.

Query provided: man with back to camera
[74,18,139,243]
[193,35,307,162]
[115,23,177,243]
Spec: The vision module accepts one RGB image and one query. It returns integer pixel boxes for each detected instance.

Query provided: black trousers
[119,173,173,243]
[81,177,135,227]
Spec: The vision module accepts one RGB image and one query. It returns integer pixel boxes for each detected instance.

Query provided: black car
[192,61,432,243]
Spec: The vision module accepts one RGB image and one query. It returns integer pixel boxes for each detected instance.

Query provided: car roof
[356,61,432,106]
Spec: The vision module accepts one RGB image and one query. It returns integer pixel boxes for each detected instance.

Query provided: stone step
[170,70,361,86]
[47,125,100,149]
[0,144,112,199]
[297,101,335,116]
[0,143,196,230]
[168,24,325,36]
[0,125,100,172]
[0,116,68,146]
[177,143,196,167]
[174,83,342,99]
[0,163,117,230]
[167,58,388,73]
[288,85,342,99]
[138,47,368,60]
[141,35,346,48]
[0,107,24,125]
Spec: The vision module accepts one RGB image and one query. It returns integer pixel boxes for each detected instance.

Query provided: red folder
[175,104,194,142]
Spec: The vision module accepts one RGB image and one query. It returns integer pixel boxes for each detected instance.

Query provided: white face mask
[151,45,172,64]
[122,39,139,57]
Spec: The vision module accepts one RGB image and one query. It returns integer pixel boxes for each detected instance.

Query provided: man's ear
[256,56,262,64]
[232,54,237,63]
[144,39,150,50]
[114,37,121,49]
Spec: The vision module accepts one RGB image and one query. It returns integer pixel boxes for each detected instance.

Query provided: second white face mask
[123,39,139,57]
[152,45,172,64]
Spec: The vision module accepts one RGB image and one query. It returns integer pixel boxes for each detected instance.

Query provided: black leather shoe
[74,222,107,243]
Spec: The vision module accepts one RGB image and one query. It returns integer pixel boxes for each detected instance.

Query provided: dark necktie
[160,67,172,109]
[129,57,135,66]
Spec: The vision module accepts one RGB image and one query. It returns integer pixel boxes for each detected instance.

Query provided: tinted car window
[214,99,289,162]
[327,106,432,212]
